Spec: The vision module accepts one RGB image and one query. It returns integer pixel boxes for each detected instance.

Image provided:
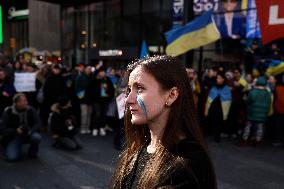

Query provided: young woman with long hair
[111,56,217,189]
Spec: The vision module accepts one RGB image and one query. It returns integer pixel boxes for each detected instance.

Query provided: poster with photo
[215,0,246,39]
[194,0,246,39]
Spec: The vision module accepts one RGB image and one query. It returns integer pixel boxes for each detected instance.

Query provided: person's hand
[234,81,240,87]
[52,134,59,139]
[2,91,9,97]
[231,34,240,39]
[96,61,103,69]
[68,125,74,130]
[65,119,72,126]
[204,112,208,117]
[16,127,23,135]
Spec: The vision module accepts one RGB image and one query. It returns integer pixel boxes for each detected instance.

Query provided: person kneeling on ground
[49,96,82,150]
[0,93,42,161]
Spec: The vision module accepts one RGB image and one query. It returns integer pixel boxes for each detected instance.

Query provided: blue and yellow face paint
[137,95,148,120]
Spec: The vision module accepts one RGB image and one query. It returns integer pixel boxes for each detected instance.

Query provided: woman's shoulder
[174,139,211,172]
[170,139,216,189]
[174,139,208,159]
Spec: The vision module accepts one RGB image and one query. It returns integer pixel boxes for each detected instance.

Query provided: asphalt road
[0,134,284,189]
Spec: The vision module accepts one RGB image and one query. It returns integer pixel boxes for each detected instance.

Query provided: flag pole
[198,46,204,79]
[183,0,194,68]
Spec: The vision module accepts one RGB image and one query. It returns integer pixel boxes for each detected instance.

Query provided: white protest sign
[14,72,37,92]
[116,93,126,119]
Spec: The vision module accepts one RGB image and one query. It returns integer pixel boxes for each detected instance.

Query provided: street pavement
[0,134,284,189]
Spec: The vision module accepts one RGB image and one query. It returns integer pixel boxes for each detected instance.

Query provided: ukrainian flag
[77,90,85,99]
[165,11,220,57]
[140,40,149,59]
[266,60,284,76]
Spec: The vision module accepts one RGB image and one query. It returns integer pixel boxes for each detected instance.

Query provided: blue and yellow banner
[266,60,284,76]
[165,11,220,57]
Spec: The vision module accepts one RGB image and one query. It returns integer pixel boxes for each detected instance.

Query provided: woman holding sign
[111,56,217,189]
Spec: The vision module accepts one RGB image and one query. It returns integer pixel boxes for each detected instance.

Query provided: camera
[19,125,30,136]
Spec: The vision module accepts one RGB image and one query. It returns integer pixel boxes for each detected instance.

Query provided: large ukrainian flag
[165,11,220,57]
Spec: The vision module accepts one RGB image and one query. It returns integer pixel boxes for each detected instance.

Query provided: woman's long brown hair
[111,56,217,188]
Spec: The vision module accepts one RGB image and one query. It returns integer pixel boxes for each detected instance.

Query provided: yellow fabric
[222,101,232,120]
[241,0,248,15]
[193,81,201,109]
[239,78,248,91]
[205,98,231,121]
[266,62,284,76]
[166,23,220,57]
[268,94,274,116]
[204,98,212,117]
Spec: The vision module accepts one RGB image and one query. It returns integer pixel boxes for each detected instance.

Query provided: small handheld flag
[140,40,149,59]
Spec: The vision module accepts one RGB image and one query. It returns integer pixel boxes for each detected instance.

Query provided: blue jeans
[5,132,42,161]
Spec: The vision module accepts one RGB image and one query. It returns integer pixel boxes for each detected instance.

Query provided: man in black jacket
[0,68,16,116]
[0,93,41,161]
[42,64,67,125]
[90,67,114,136]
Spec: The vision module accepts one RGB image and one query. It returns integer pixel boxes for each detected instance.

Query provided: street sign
[8,7,29,20]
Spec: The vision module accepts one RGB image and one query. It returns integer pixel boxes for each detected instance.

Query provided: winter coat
[0,80,16,116]
[246,88,271,122]
[43,74,67,106]
[75,72,92,104]
[246,77,271,122]
[49,103,78,137]
[120,139,216,189]
[91,76,115,102]
[0,105,41,144]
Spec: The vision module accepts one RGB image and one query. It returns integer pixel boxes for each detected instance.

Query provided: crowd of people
[188,64,284,147]
[0,49,284,161]
[0,58,126,161]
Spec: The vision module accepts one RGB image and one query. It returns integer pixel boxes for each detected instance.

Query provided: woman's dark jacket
[90,76,115,102]
[122,139,216,189]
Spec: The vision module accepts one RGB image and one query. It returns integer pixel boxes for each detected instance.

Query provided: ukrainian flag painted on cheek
[165,11,220,57]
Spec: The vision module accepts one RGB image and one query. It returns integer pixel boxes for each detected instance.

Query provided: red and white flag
[256,0,284,44]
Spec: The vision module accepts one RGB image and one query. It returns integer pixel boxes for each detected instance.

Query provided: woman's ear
[165,87,179,106]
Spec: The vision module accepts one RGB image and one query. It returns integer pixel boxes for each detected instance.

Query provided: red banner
[256,0,284,44]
